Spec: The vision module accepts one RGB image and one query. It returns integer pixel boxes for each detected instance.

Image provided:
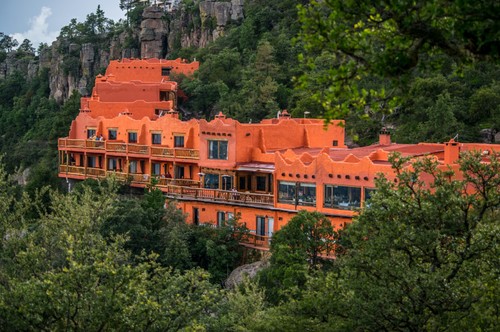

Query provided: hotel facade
[58,58,500,248]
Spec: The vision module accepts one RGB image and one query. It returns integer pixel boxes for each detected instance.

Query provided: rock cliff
[0,1,245,103]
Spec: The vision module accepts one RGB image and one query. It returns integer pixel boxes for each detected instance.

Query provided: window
[175,165,185,179]
[298,183,316,206]
[161,66,172,76]
[364,188,377,207]
[324,185,361,210]
[227,212,234,222]
[152,163,161,176]
[278,181,296,204]
[332,140,338,146]
[108,129,117,140]
[221,175,233,190]
[152,133,162,145]
[87,128,96,139]
[128,132,137,143]
[256,175,267,191]
[278,182,316,206]
[174,135,184,147]
[208,140,228,159]
[217,211,225,227]
[87,156,97,168]
[239,175,250,191]
[129,160,138,173]
[108,158,118,170]
[204,174,219,189]
[256,216,266,236]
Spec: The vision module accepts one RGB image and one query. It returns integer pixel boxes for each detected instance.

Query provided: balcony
[58,166,274,206]
[151,146,199,159]
[59,138,199,160]
[163,186,274,206]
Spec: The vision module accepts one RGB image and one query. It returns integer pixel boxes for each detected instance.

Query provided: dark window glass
[152,163,161,175]
[87,129,96,139]
[208,140,228,159]
[161,66,172,76]
[174,136,184,147]
[128,132,137,143]
[364,188,377,207]
[152,133,162,145]
[108,129,117,140]
[324,185,361,210]
[278,181,296,204]
[256,176,267,191]
[217,211,225,227]
[204,174,219,189]
[221,175,233,190]
[256,216,266,236]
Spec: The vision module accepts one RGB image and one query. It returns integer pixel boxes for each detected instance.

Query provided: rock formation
[0,1,245,103]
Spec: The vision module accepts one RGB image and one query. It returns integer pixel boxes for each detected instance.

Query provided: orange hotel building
[58,58,500,248]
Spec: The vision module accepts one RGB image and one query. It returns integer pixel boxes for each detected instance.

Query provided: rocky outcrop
[225,259,269,289]
[140,6,168,59]
[0,1,245,103]
[168,0,245,51]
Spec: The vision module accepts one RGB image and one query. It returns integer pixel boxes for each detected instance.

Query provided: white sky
[0,1,125,48]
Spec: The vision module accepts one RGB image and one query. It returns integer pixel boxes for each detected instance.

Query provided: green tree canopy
[297,0,500,120]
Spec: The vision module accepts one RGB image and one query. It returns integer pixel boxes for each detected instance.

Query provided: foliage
[0,174,224,330]
[288,151,500,331]
[297,0,500,122]
[259,210,335,304]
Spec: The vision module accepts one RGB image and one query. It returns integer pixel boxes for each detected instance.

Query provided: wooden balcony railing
[59,166,274,206]
[106,142,127,152]
[151,146,175,157]
[128,144,149,155]
[163,186,274,206]
[241,233,271,248]
[58,138,199,159]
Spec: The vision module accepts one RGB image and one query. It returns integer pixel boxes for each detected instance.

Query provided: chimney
[379,127,391,145]
[444,138,460,164]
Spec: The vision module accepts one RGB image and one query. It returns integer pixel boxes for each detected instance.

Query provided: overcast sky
[0,1,125,48]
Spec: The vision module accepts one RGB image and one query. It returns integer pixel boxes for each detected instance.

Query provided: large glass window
[364,188,377,207]
[152,133,162,145]
[278,182,316,206]
[128,131,137,143]
[298,183,316,206]
[208,140,228,159]
[278,181,296,204]
[324,185,361,210]
[174,135,184,147]
[204,174,220,189]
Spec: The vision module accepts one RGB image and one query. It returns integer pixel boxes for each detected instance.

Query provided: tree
[297,0,500,121]
[0,33,18,52]
[259,210,336,304]
[0,179,224,331]
[298,151,500,331]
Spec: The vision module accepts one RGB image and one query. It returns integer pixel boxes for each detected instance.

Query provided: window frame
[208,140,228,160]
[151,132,162,145]
[128,131,138,143]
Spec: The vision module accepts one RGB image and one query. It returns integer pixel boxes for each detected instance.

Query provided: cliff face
[0,1,245,103]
